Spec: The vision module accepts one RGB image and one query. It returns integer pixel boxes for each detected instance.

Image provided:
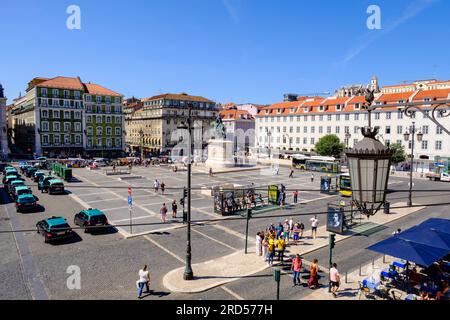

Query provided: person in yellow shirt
[276,236,286,262]
[267,238,275,265]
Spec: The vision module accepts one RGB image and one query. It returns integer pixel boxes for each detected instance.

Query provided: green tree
[315,134,345,158]
[389,143,406,164]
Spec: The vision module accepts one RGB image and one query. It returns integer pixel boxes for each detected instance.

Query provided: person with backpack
[291,254,303,286]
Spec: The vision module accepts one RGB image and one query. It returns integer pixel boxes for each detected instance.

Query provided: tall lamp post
[178,103,194,280]
[403,122,423,207]
[266,129,272,158]
[139,129,144,160]
[345,89,394,217]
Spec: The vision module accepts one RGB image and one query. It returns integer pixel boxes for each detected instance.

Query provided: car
[36,217,74,243]
[8,180,25,195]
[4,167,18,176]
[13,185,32,200]
[74,208,109,233]
[92,159,108,167]
[47,179,65,195]
[25,166,38,178]
[3,174,20,185]
[20,164,32,174]
[36,157,47,161]
[38,175,55,192]
[16,194,39,212]
[33,171,45,182]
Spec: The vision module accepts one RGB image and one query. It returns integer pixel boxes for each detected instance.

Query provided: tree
[314,134,345,158]
[389,143,406,164]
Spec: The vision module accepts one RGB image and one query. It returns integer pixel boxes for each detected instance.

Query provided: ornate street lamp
[403,122,423,207]
[345,89,394,217]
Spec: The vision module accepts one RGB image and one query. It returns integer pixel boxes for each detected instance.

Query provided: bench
[104,169,131,175]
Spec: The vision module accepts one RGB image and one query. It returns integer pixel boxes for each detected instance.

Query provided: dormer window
[290,108,295,113]
[303,107,309,113]
[336,104,341,111]
[424,98,431,102]
[398,100,405,104]
[277,109,282,114]
[354,103,360,110]
[319,105,324,112]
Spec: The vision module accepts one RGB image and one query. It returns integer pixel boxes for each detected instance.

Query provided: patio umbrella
[397,225,450,251]
[418,218,450,235]
[367,236,449,267]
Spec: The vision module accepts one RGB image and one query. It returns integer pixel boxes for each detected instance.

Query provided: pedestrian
[392,228,402,236]
[129,163,132,173]
[161,182,165,194]
[276,222,283,239]
[283,220,290,244]
[289,168,294,178]
[262,236,269,261]
[172,200,177,218]
[275,167,279,175]
[330,263,340,298]
[256,232,262,256]
[293,223,300,243]
[267,237,275,266]
[310,173,314,183]
[310,215,319,239]
[209,167,213,177]
[299,221,305,239]
[112,163,116,173]
[293,190,299,204]
[291,254,303,286]
[137,265,150,299]
[308,258,319,289]
[276,235,286,262]
[154,179,159,193]
[281,191,286,206]
[288,217,294,238]
[160,203,168,223]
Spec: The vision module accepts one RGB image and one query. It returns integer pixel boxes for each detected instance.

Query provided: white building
[256,82,450,168]
[0,84,11,159]
[220,109,255,153]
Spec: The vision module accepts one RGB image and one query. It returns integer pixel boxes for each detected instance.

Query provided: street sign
[128,195,132,207]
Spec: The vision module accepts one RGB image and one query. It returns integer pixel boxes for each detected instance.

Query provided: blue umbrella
[397,225,450,251]
[419,218,450,235]
[367,236,449,267]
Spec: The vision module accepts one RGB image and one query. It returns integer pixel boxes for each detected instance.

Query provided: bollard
[359,264,362,276]
[372,257,375,268]
[383,254,386,264]
[345,271,348,284]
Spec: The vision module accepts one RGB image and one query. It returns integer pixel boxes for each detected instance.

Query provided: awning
[418,218,450,235]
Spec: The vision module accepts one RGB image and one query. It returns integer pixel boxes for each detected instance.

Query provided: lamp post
[345,89,394,217]
[403,122,423,207]
[178,103,194,280]
[139,128,144,160]
[345,132,352,148]
[266,129,272,158]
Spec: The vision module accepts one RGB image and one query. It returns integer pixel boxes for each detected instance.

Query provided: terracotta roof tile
[142,93,214,104]
[412,88,450,101]
[84,83,121,97]
[38,76,84,91]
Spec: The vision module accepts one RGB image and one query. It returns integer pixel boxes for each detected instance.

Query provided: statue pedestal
[205,139,235,168]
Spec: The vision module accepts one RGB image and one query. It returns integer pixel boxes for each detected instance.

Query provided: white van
[93,158,108,167]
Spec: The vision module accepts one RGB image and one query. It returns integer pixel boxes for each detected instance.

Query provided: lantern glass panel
[361,159,375,202]
[348,157,360,201]
[375,159,389,202]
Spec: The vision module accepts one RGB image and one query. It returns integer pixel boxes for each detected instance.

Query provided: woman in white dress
[261,235,268,261]
[256,232,262,256]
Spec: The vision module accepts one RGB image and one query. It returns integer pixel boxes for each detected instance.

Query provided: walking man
[160,203,168,223]
[310,173,314,183]
[137,265,150,299]
[275,235,286,262]
[289,168,294,178]
[293,190,299,204]
[172,200,177,218]
[310,215,319,239]
[291,254,303,286]
[154,179,160,193]
[161,182,165,194]
[330,263,340,298]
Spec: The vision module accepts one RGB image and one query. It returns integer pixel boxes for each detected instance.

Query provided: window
[42,110,48,118]
[344,126,350,134]
[75,135,81,145]
[354,114,359,120]
[105,105,111,113]
[436,141,442,150]
[75,123,81,132]
[97,127,103,135]
[53,110,60,119]
[354,126,359,134]
[41,88,47,97]
[437,126,443,134]
[42,135,49,145]
[283,126,286,133]
[296,127,301,133]
[397,110,403,119]
[345,114,350,121]
[421,140,428,150]
[106,116,111,124]
[304,127,307,133]
[311,115,315,121]
[311,127,315,134]
[64,135,71,145]
[115,105,121,113]
[53,122,60,132]
[75,111,81,119]
[64,111,70,119]
[64,122,71,132]
[397,126,403,134]
[96,96,102,103]
[74,91,80,99]
[52,89,59,97]
[54,135,60,145]
[87,127,93,136]
[336,114,340,121]
[106,96,111,104]
[386,112,391,120]
[422,125,429,134]
[41,122,49,131]
[96,115,102,123]
[86,116,92,123]
[115,127,121,136]
[87,138,93,148]
[64,90,70,99]
[310,138,315,145]
[375,112,380,120]
[354,103,360,110]
[385,126,391,134]
[97,138,102,146]
[327,126,331,134]
[86,95,91,102]
[335,126,340,134]
[303,137,307,144]
[115,138,121,147]
[327,115,332,121]
[106,127,112,135]
[319,126,323,134]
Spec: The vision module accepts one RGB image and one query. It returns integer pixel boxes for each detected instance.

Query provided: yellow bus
[339,173,352,197]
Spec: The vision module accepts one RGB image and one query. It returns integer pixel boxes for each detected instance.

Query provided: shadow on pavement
[49,232,83,246]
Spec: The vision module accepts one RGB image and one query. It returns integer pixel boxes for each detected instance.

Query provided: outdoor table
[363,278,380,290]
[393,261,407,269]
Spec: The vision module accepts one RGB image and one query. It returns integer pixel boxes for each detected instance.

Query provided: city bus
[339,173,352,197]
[292,155,341,173]
[292,155,309,170]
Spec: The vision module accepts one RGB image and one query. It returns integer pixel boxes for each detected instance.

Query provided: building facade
[220,109,255,153]
[0,84,10,159]
[125,93,219,157]
[11,76,125,158]
[256,80,450,166]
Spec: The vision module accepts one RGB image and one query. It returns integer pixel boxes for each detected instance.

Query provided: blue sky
[1,0,449,104]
